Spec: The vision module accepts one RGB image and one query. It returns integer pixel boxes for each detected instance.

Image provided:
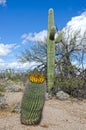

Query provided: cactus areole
[47,8,56,94]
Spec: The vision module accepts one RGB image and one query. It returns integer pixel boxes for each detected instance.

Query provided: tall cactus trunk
[47,9,56,94]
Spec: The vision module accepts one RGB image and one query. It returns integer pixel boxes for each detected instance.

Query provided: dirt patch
[0,92,86,130]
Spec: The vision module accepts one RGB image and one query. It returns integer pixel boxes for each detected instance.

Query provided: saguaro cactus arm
[49,26,56,40]
[55,31,63,43]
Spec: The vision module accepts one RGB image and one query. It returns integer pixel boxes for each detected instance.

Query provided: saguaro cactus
[47,8,63,94]
[47,9,56,94]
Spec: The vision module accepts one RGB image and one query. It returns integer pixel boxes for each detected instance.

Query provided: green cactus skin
[47,9,56,94]
[47,9,63,94]
[21,81,45,125]
[55,31,63,43]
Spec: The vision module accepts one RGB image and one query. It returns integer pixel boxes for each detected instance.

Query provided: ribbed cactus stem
[21,72,45,125]
[47,8,56,94]
[55,31,63,43]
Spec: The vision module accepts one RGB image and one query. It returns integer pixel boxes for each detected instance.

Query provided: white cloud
[0,58,6,70]
[21,30,47,44]
[0,59,37,71]
[0,43,17,56]
[66,12,86,35]
[7,61,36,70]
[63,11,86,48]
[0,0,6,6]
[0,57,85,71]
[0,58,4,62]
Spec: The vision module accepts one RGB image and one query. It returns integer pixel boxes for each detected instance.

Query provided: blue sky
[0,0,86,71]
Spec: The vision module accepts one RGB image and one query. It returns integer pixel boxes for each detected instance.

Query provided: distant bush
[55,77,84,96]
[0,86,5,93]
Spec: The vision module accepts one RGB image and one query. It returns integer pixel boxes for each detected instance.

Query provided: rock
[6,85,22,92]
[45,92,52,100]
[45,92,49,100]
[11,102,21,113]
[56,91,70,100]
[0,93,8,109]
[4,80,23,92]
[40,122,49,128]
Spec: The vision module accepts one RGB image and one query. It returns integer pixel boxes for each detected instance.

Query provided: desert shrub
[55,77,84,95]
[0,86,5,93]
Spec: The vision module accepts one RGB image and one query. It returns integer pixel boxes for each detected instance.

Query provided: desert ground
[0,91,86,130]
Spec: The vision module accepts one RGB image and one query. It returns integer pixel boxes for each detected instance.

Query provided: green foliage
[21,80,45,125]
[0,86,5,93]
[7,74,20,81]
[55,77,84,95]
[4,70,28,83]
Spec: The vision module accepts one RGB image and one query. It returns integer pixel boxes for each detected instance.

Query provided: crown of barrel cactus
[29,72,45,83]
[21,72,45,125]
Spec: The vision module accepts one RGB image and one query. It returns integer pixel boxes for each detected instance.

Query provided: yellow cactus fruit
[28,72,45,83]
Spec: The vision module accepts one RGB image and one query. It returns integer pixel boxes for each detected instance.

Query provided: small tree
[18,42,47,74]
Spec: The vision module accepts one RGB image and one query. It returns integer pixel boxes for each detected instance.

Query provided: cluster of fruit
[28,73,45,83]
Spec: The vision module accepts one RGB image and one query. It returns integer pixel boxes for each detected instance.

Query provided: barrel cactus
[21,72,45,125]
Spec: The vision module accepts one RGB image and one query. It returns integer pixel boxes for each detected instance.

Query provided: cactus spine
[47,9,56,94]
